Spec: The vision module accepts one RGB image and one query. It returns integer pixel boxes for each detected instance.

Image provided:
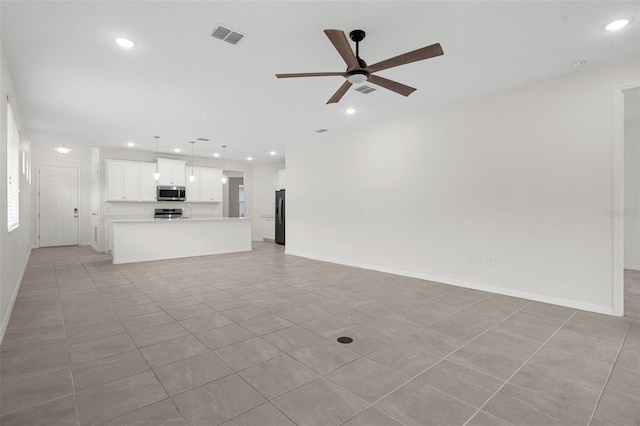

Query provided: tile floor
[625,269,640,317]
[0,242,638,425]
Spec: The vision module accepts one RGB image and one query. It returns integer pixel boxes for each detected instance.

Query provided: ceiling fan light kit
[276,28,444,104]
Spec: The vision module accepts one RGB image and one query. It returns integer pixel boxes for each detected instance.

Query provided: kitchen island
[111,218,252,264]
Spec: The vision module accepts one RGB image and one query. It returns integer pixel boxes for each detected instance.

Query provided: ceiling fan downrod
[349,29,367,68]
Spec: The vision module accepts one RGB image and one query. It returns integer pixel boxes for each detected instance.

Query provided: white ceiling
[1,1,639,162]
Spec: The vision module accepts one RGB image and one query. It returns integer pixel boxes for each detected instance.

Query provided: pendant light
[189,141,196,183]
[153,136,160,181]
[221,145,228,184]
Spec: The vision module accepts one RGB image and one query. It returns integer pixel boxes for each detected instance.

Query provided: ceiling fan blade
[276,72,346,78]
[326,80,353,104]
[368,75,416,97]
[367,43,444,73]
[324,29,359,70]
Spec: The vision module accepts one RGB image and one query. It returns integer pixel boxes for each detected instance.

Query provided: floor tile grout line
[10,245,631,426]
[330,299,538,425]
[63,257,87,426]
[461,310,579,426]
[0,393,76,418]
[586,316,634,425]
[73,257,177,426]
[230,356,302,426]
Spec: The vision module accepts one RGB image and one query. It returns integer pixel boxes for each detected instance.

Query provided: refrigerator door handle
[277,196,283,224]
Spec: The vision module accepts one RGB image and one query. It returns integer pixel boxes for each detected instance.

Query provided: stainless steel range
[154,208,183,220]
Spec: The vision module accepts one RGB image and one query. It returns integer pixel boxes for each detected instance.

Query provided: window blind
[7,102,20,231]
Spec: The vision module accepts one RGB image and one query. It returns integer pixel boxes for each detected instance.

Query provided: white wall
[1,46,33,342]
[252,162,284,241]
[624,89,640,269]
[31,141,95,247]
[287,57,640,315]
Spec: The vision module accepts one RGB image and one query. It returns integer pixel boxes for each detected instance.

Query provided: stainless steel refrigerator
[275,190,285,245]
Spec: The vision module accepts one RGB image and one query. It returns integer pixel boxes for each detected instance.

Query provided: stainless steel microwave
[157,186,186,201]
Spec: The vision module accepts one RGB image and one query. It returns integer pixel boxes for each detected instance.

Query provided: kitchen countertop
[108,217,252,223]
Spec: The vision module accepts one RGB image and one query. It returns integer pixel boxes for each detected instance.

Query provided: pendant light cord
[154,136,159,172]
[222,145,226,170]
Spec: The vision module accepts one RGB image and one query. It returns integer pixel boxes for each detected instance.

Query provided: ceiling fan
[276,29,444,104]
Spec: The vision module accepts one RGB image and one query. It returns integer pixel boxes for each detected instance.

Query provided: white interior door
[39,166,79,247]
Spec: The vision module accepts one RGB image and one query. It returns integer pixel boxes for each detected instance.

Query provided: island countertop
[111,218,252,264]
[108,217,252,223]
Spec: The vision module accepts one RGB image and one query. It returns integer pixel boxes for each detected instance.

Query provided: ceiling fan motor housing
[347,69,369,84]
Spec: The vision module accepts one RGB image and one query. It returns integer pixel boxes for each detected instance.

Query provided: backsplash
[102,201,222,219]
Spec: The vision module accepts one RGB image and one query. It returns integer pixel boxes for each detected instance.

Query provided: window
[7,101,20,231]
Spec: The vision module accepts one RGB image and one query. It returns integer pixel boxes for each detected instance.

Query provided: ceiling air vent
[355,85,376,94]
[196,138,210,142]
[210,25,245,45]
[315,129,327,133]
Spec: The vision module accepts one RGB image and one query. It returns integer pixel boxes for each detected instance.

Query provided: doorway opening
[614,82,640,316]
[623,86,640,316]
[223,171,244,218]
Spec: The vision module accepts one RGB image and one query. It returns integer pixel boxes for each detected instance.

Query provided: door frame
[37,165,81,248]
[612,81,640,316]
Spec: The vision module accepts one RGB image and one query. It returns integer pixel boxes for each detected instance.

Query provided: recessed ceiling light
[269,151,276,156]
[247,157,253,161]
[605,18,631,31]
[213,153,220,157]
[345,107,357,115]
[127,142,135,147]
[174,148,180,153]
[115,37,135,49]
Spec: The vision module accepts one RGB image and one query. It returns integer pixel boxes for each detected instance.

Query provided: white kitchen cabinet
[139,163,158,201]
[157,159,186,186]
[106,160,140,201]
[106,160,158,202]
[106,161,124,201]
[185,167,222,202]
[200,168,223,202]
[185,167,201,202]
[122,163,140,200]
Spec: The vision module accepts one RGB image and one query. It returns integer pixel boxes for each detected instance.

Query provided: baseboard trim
[285,249,615,316]
[0,249,32,345]
[624,264,640,271]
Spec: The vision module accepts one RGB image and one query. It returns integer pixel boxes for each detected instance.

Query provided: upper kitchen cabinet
[186,167,222,202]
[157,158,186,186]
[106,160,140,201]
[200,167,223,202]
[139,163,158,201]
[185,167,201,202]
[105,160,159,202]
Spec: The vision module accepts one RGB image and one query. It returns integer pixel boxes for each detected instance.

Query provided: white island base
[111,218,252,264]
